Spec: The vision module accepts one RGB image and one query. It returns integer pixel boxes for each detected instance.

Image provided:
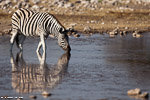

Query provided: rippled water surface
[0,33,150,100]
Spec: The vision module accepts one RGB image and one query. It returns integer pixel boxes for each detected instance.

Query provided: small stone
[52,0,60,5]
[81,0,90,4]
[120,31,123,35]
[75,0,81,3]
[42,91,52,98]
[25,3,31,9]
[70,23,76,28]
[135,34,142,38]
[13,0,19,3]
[74,34,80,38]
[13,5,17,9]
[17,1,23,8]
[31,5,40,11]
[21,2,27,7]
[24,0,29,2]
[132,31,142,38]
[1,96,9,99]
[138,92,149,98]
[91,20,96,23]
[123,31,127,35]
[125,27,128,30]
[58,1,64,7]
[109,31,115,35]
[42,8,48,11]
[109,28,118,35]
[8,11,12,14]
[83,26,91,33]
[109,34,115,38]
[101,22,105,25]
[5,0,12,5]
[64,3,74,8]
[29,95,37,99]
[41,0,47,3]
[32,0,40,4]
[127,88,141,95]
[135,27,138,30]
[63,0,69,2]
[90,0,99,3]
[114,21,118,24]
[120,31,127,36]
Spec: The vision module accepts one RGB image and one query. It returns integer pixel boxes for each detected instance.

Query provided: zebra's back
[12,8,58,36]
[12,8,34,30]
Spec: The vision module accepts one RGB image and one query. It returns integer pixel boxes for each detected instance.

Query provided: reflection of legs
[37,51,42,61]
[10,29,18,51]
[10,51,16,72]
[36,49,46,69]
[36,41,42,53]
[17,51,26,66]
[36,50,46,61]
[40,34,46,54]
[19,35,26,51]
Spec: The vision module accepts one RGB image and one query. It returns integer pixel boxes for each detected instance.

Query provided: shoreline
[0,8,150,36]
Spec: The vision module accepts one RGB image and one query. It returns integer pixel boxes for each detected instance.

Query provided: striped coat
[10,8,71,53]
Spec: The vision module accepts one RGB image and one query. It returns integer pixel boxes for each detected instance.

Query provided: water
[0,33,150,100]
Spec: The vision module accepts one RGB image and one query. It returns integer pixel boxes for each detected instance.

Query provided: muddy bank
[56,10,150,33]
[0,2,150,36]
[0,8,150,36]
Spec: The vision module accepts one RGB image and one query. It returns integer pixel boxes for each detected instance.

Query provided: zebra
[10,8,71,53]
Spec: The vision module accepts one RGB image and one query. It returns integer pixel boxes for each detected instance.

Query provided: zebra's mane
[48,13,66,31]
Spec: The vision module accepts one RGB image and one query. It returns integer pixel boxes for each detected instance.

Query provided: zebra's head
[58,28,71,52]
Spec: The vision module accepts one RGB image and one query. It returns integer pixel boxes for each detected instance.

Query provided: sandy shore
[0,8,150,36]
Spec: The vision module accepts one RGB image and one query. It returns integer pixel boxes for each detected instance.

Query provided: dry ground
[0,8,150,35]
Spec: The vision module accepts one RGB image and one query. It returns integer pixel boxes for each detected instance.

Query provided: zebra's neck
[44,14,65,39]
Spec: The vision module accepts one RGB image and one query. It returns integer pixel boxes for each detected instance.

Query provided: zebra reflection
[10,51,71,93]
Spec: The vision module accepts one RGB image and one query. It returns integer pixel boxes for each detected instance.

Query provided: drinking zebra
[10,8,71,53]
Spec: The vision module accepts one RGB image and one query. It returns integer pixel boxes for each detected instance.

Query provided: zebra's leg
[10,29,18,51]
[18,35,26,51]
[36,41,42,53]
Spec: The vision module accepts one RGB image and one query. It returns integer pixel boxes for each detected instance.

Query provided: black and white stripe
[10,8,71,53]
[10,51,71,93]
